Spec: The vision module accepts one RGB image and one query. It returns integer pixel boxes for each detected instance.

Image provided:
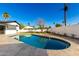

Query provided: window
[7,25,16,30]
[0,25,5,30]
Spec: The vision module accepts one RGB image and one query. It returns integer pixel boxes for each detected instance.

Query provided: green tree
[3,12,10,21]
[46,26,51,32]
[19,23,26,29]
[49,26,51,28]
[55,24,62,27]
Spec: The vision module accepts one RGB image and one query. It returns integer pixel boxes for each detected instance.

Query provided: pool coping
[32,33,79,56]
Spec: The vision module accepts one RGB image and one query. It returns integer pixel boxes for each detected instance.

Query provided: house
[19,25,47,32]
[22,26,33,30]
[19,26,34,32]
[0,21,20,35]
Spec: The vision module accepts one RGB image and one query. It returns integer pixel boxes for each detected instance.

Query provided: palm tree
[53,22,56,27]
[53,22,55,25]
[3,12,10,21]
[46,26,51,32]
[64,3,68,26]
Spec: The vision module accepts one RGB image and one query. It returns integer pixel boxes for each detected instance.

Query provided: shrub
[55,24,62,27]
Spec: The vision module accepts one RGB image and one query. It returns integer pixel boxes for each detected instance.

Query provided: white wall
[7,22,19,31]
[7,22,19,25]
[49,24,79,38]
[5,30,17,35]
[18,29,47,32]
[5,22,19,35]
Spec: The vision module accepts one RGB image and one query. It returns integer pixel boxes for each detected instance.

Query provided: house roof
[22,26,33,30]
[0,21,20,25]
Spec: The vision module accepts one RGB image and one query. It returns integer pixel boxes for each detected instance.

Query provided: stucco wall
[5,22,19,35]
[19,29,47,32]
[49,24,79,38]
[5,30,17,35]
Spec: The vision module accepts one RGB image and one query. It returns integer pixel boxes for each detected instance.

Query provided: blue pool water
[16,35,70,50]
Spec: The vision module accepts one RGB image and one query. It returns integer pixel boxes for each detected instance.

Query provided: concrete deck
[35,33,79,56]
[0,35,47,56]
[0,34,79,56]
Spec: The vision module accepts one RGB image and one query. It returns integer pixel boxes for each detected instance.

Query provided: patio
[0,34,79,56]
[0,34,47,56]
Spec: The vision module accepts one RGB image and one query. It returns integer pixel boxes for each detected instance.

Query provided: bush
[55,24,62,27]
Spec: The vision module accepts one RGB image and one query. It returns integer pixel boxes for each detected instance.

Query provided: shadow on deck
[0,43,48,56]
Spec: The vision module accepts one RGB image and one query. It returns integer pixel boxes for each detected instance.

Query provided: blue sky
[0,3,79,27]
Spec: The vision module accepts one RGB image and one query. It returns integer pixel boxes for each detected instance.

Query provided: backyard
[0,3,79,56]
[0,31,79,56]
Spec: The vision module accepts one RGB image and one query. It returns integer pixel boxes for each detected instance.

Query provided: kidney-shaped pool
[16,35,70,50]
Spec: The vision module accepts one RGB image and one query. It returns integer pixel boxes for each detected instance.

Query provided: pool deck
[34,33,79,56]
[0,33,79,56]
[0,34,47,56]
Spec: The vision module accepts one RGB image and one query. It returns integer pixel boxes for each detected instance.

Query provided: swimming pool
[16,35,70,50]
